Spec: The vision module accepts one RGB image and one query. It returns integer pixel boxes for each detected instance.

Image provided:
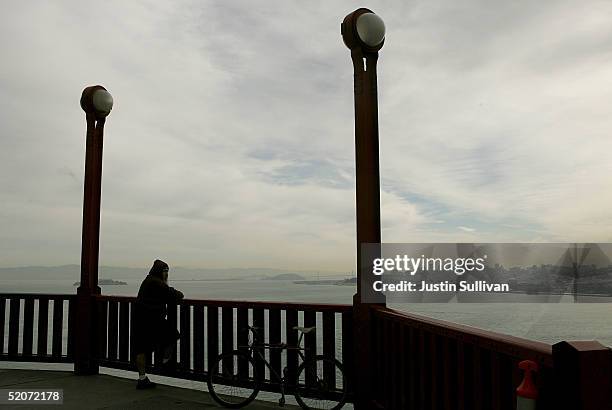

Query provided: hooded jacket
[136,259,183,321]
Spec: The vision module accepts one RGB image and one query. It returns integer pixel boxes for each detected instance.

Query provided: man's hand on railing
[167,287,184,302]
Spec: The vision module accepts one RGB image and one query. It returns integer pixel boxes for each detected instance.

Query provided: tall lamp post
[342,9,386,408]
[75,85,113,375]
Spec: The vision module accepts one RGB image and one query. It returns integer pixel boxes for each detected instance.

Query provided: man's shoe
[136,377,157,390]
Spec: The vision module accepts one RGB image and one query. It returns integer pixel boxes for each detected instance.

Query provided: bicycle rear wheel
[294,355,347,410]
[207,350,260,408]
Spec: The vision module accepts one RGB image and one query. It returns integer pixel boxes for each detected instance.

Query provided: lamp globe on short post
[75,85,113,375]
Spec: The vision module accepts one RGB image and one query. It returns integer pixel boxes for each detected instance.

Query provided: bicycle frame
[238,327,309,388]
[209,326,347,408]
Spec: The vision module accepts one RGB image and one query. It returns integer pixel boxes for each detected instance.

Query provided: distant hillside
[0,265,144,280]
[0,265,345,281]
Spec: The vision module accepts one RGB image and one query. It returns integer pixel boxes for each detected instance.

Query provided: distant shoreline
[73,279,127,286]
[294,279,356,286]
[171,278,244,282]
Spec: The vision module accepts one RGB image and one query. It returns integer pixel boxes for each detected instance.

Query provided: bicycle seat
[293,326,316,334]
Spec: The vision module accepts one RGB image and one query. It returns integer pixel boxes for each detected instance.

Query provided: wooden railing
[371,306,570,410]
[94,295,353,398]
[2,293,611,409]
[0,293,75,363]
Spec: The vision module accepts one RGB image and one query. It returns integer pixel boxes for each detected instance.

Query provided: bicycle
[207,324,347,409]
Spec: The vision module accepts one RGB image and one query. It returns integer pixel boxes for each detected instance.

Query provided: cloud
[2,0,612,270]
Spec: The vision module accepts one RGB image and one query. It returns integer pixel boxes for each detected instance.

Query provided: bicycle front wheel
[294,355,347,410]
[207,350,260,408]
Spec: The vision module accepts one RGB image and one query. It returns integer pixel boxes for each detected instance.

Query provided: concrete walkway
[0,369,300,409]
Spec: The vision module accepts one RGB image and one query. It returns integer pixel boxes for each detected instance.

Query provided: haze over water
[2,277,611,347]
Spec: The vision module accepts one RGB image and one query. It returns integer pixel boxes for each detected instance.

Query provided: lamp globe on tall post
[342,8,385,305]
[75,85,113,375]
[342,9,385,409]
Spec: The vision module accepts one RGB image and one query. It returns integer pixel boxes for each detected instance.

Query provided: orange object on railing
[516,359,538,410]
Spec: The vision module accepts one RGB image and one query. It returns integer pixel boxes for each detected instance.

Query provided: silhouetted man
[133,259,184,389]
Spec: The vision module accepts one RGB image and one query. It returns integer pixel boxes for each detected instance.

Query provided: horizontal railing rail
[94,295,354,399]
[0,293,75,363]
[371,306,555,410]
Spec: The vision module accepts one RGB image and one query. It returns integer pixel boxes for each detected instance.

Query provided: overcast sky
[2,1,612,271]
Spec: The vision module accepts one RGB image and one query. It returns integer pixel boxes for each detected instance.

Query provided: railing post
[352,301,384,409]
[552,341,612,410]
[74,293,100,374]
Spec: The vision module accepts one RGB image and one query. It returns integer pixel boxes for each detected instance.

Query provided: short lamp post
[342,9,385,409]
[75,85,113,375]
